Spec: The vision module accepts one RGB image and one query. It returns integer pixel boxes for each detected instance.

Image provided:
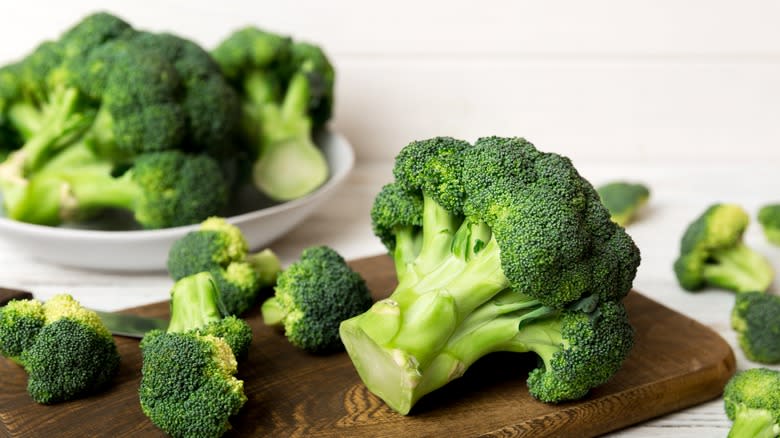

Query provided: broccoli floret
[212,27,331,201]
[8,146,228,229]
[674,204,773,293]
[140,272,251,438]
[0,294,119,404]
[732,292,780,364]
[168,217,281,315]
[261,246,372,353]
[596,181,650,227]
[758,204,780,246]
[724,368,780,438]
[340,136,640,414]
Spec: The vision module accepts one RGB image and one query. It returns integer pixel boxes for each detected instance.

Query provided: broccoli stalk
[724,368,780,438]
[341,136,639,415]
[674,204,774,293]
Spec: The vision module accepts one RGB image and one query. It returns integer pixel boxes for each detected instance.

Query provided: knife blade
[0,287,167,338]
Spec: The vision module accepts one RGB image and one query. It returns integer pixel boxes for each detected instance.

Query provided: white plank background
[1,2,780,436]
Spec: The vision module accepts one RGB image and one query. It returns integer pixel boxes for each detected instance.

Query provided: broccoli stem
[392,226,422,284]
[250,73,328,201]
[705,243,774,293]
[166,273,224,333]
[729,408,780,438]
[260,297,286,326]
[7,102,43,140]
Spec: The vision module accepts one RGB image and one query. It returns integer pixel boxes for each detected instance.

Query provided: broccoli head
[758,204,780,246]
[212,27,332,201]
[168,217,281,315]
[724,368,780,438]
[732,292,780,364]
[674,204,773,293]
[140,272,251,438]
[340,136,639,414]
[596,181,650,227]
[0,294,119,404]
[261,246,373,353]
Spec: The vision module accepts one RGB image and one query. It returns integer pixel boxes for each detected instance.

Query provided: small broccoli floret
[140,272,251,438]
[596,181,650,227]
[261,246,372,353]
[758,204,780,246]
[0,294,119,404]
[674,204,774,293]
[213,27,332,201]
[167,217,281,315]
[9,147,228,229]
[732,292,780,364]
[724,368,780,438]
[340,136,639,414]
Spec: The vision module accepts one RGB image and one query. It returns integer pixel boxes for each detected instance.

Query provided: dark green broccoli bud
[340,136,639,414]
[758,204,780,246]
[723,368,780,438]
[212,27,330,201]
[167,217,281,315]
[0,294,119,404]
[596,181,650,227]
[140,272,251,438]
[262,246,373,353]
[8,147,228,229]
[674,204,773,293]
[732,292,780,364]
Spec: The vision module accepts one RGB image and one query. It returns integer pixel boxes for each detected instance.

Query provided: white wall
[2,1,779,164]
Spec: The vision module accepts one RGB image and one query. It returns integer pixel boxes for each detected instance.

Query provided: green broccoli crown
[0,294,119,404]
[139,330,246,438]
[196,316,253,361]
[370,182,423,251]
[758,204,780,246]
[673,204,773,293]
[167,218,265,315]
[262,246,373,353]
[732,292,780,364]
[596,181,650,227]
[524,301,634,402]
[724,368,780,438]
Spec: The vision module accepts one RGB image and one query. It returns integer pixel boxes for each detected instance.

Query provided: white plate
[0,131,354,271]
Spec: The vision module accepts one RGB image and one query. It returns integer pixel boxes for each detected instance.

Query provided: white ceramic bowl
[0,131,354,271]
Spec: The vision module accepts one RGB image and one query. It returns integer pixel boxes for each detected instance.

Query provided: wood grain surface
[0,255,736,438]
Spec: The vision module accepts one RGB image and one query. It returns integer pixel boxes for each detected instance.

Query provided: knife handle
[0,287,34,306]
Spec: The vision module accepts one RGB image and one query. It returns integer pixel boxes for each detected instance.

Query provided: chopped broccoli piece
[140,272,251,438]
[596,181,650,226]
[212,27,332,201]
[168,217,281,315]
[758,204,780,246]
[724,368,780,438]
[674,204,773,293]
[261,246,373,353]
[0,294,119,404]
[340,136,639,414]
[732,292,780,364]
[8,146,228,229]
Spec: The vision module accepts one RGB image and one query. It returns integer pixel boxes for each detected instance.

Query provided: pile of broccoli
[139,272,252,438]
[0,294,119,404]
[167,216,281,316]
[212,27,334,201]
[261,245,373,353]
[723,368,780,438]
[0,12,245,228]
[339,136,640,414]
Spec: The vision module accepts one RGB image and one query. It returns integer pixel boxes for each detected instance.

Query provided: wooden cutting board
[0,255,735,437]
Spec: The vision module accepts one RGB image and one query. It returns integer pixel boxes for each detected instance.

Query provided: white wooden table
[2,160,778,437]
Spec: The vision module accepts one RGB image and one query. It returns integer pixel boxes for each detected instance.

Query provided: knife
[0,287,167,338]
